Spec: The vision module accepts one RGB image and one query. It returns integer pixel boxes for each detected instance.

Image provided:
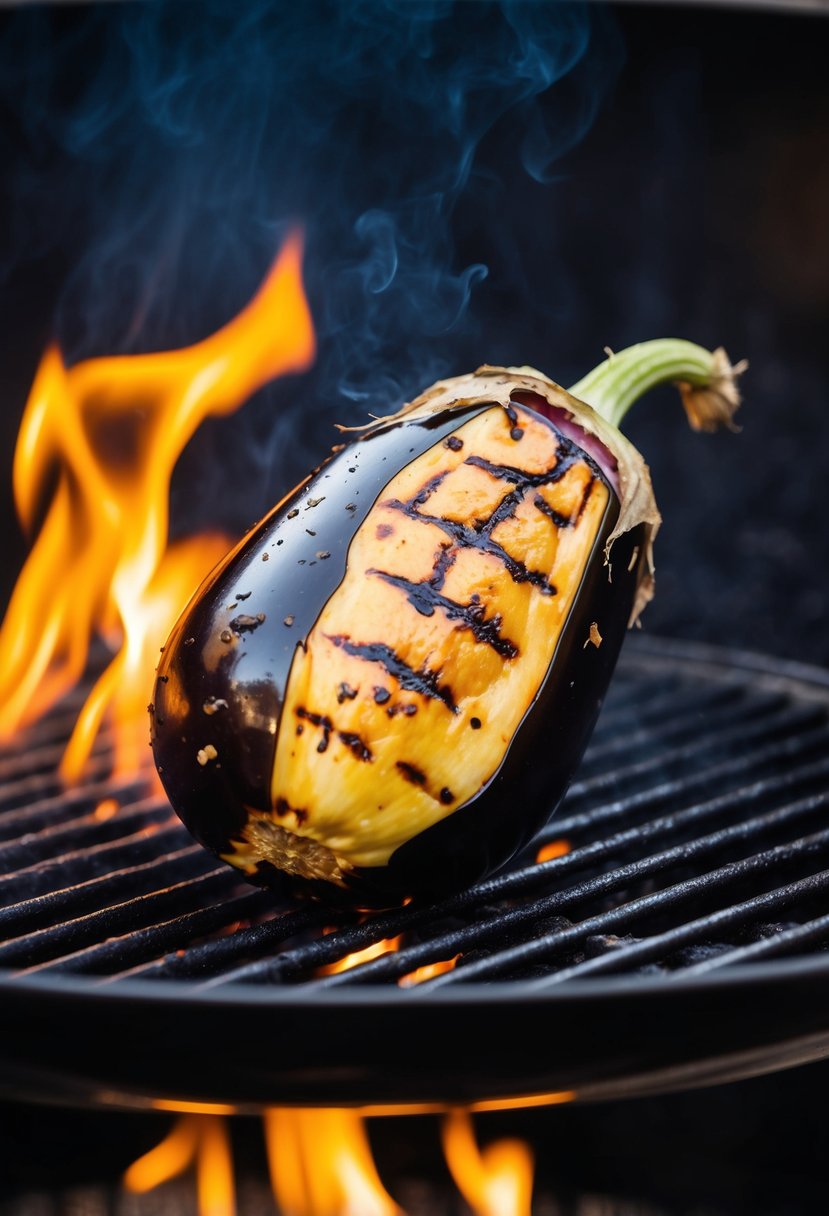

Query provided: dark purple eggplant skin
[150,404,645,909]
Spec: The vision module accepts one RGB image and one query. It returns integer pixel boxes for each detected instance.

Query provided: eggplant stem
[567,339,746,433]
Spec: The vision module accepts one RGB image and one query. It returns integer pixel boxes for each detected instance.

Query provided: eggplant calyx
[566,339,745,433]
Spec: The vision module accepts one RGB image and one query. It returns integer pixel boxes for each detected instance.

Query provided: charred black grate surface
[2,637,829,990]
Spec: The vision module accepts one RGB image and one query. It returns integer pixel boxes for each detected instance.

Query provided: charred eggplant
[151,339,742,906]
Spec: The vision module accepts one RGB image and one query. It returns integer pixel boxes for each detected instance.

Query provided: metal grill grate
[3,636,829,990]
[4,635,829,1110]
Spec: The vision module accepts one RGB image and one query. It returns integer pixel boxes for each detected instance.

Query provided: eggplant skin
[151,400,645,908]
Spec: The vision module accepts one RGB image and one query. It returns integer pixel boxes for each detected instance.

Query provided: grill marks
[339,414,601,714]
[326,635,458,714]
[294,707,373,761]
[380,420,599,625]
[368,544,519,660]
[534,478,595,530]
[246,405,615,874]
[396,760,427,786]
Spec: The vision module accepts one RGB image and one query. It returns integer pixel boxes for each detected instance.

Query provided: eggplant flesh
[151,398,645,907]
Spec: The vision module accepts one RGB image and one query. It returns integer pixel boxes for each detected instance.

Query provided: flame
[536,838,570,863]
[124,1114,236,1214]
[129,1107,545,1216]
[264,1109,400,1216]
[93,796,119,822]
[318,936,402,976]
[197,1116,236,1216]
[123,1114,201,1193]
[441,1110,534,1216]
[398,955,459,986]
[0,229,315,782]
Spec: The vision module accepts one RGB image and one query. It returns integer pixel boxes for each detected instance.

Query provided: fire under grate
[5,633,829,1110]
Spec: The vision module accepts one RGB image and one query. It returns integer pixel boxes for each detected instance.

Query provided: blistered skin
[151,400,644,906]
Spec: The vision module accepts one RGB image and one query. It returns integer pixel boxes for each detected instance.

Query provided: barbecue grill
[4,634,829,1113]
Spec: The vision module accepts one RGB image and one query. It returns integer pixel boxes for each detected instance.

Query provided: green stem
[567,338,741,432]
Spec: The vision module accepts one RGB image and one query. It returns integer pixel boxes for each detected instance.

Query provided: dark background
[1,2,828,1213]
[0,0,827,667]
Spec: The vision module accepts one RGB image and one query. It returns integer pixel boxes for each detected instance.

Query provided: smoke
[0,0,623,526]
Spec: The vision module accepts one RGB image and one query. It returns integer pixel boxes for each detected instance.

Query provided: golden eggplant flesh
[150,392,645,906]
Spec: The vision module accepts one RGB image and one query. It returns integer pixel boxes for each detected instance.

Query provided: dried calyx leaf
[678,349,746,432]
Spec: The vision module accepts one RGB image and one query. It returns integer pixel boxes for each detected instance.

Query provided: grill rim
[5,943,829,1006]
[5,634,829,1108]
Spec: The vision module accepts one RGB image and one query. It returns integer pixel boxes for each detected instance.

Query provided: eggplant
[150,339,742,907]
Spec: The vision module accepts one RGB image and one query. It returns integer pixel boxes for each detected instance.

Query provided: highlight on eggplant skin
[150,344,743,907]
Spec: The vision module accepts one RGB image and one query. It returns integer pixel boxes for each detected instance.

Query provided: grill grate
[3,636,829,991]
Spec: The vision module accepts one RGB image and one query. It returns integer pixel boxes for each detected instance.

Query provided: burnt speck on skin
[287,509,299,519]
[296,724,304,735]
[158,675,169,683]
[373,687,391,705]
[445,436,464,451]
[439,787,455,805]
[510,426,525,442]
[230,614,265,634]
[470,717,482,730]
[376,523,394,539]
[284,615,295,627]
[397,760,426,786]
[337,682,358,703]
[203,698,229,715]
[219,629,233,644]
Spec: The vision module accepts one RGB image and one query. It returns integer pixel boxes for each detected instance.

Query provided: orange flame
[264,1109,400,1216]
[124,1114,236,1215]
[318,936,403,977]
[536,838,570,863]
[0,230,315,782]
[398,955,459,986]
[129,1107,543,1216]
[441,1110,534,1216]
[123,1114,201,1194]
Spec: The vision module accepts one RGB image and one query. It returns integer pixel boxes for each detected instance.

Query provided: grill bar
[301,804,829,990]
[2,641,829,999]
